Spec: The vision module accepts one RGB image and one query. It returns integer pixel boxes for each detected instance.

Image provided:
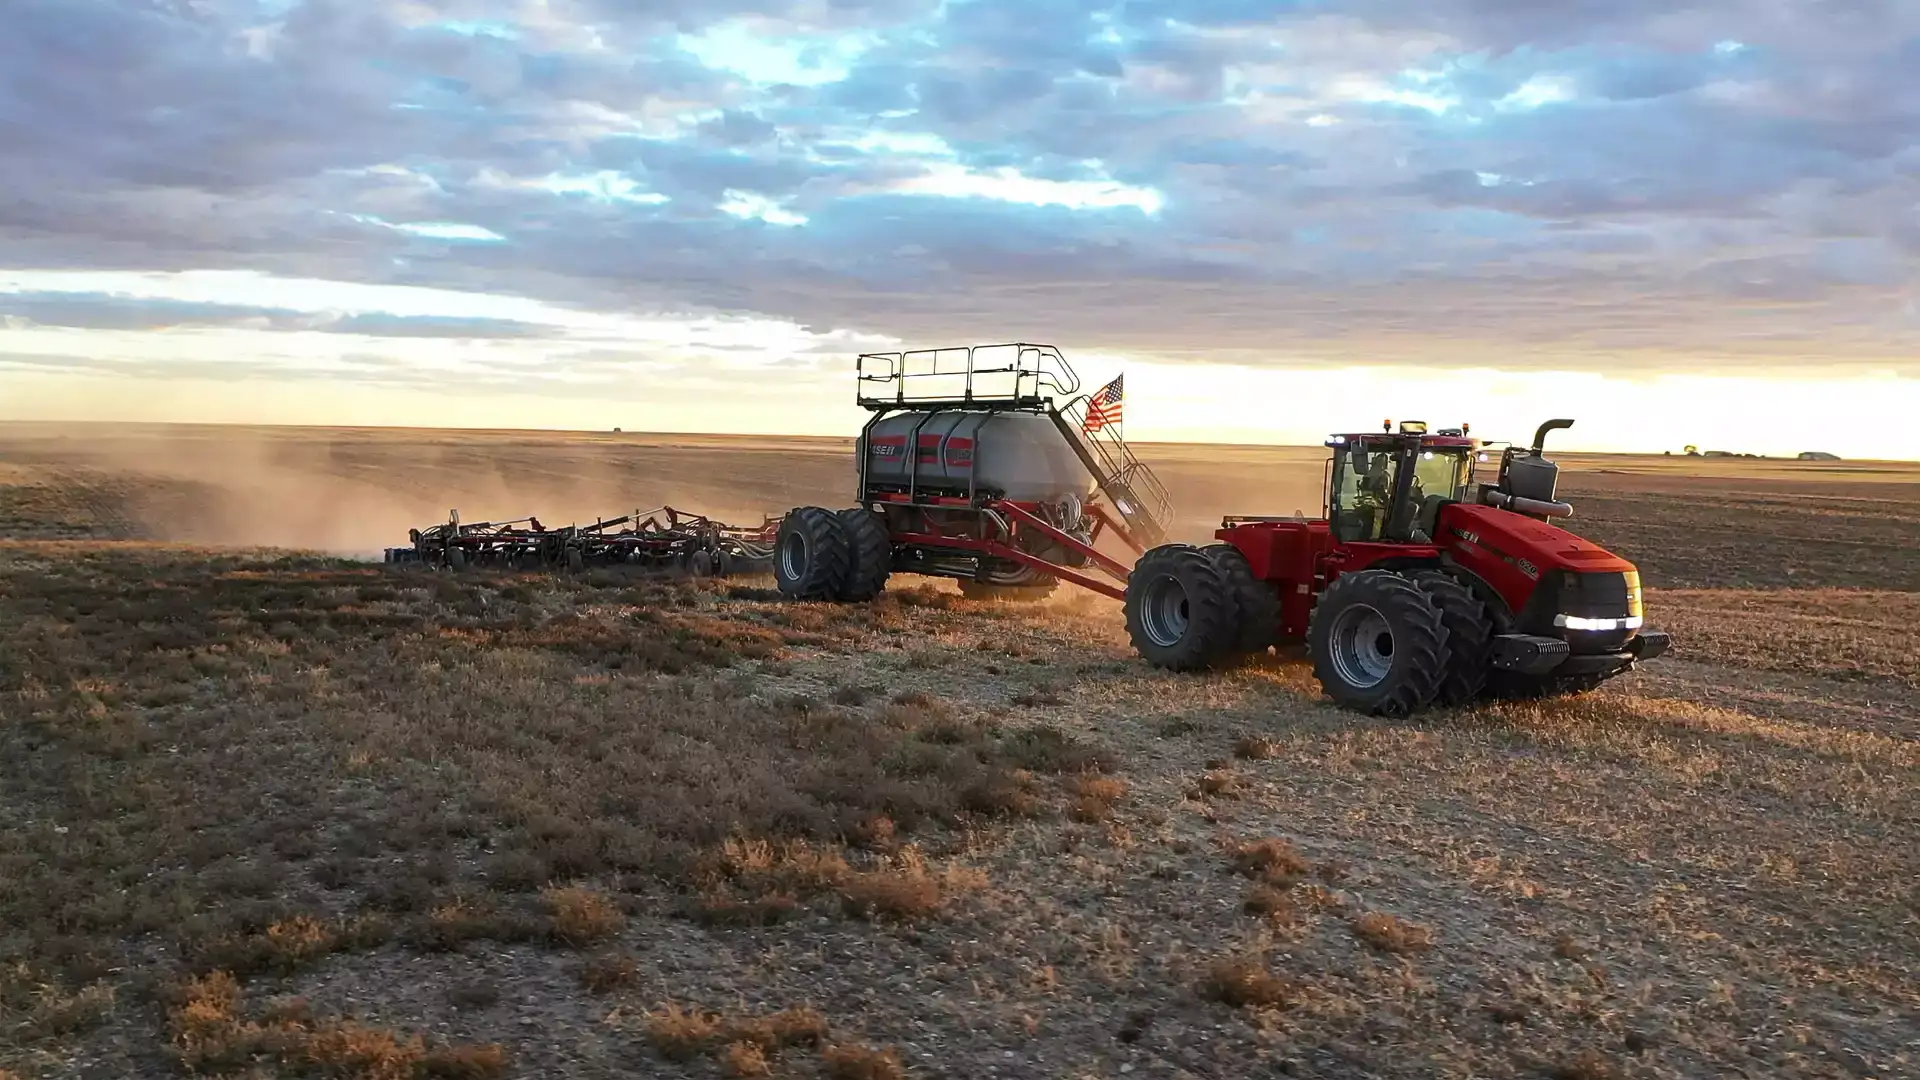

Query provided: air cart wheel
[1124,543,1240,671]
[1307,570,1449,717]
[449,548,467,571]
[835,507,892,602]
[566,547,584,573]
[774,506,852,600]
[690,549,716,577]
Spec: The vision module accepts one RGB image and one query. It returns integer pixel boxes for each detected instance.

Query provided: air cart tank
[858,409,1095,503]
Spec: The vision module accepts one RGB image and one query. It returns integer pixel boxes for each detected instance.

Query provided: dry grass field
[2,422,1916,1080]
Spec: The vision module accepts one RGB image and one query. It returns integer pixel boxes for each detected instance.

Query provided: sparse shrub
[580,953,639,994]
[822,1041,908,1080]
[1550,1050,1622,1080]
[1197,957,1292,1009]
[1242,885,1299,926]
[1230,838,1312,885]
[1190,770,1242,799]
[422,1042,511,1079]
[1001,725,1111,774]
[1552,932,1591,960]
[730,1005,830,1050]
[721,1040,773,1077]
[1233,735,1281,760]
[1351,911,1434,954]
[646,1002,725,1062]
[543,886,625,945]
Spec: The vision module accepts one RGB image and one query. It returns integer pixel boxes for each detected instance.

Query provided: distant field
[2,422,1917,1080]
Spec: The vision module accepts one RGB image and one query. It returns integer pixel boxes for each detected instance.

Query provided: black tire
[1125,544,1242,671]
[1408,569,1492,707]
[566,547,584,573]
[448,547,467,571]
[835,507,893,602]
[1306,569,1450,717]
[958,580,1057,603]
[1202,543,1283,656]
[689,548,715,577]
[774,507,851,600]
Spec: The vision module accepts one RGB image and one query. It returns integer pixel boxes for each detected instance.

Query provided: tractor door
[1329,441,1402,542]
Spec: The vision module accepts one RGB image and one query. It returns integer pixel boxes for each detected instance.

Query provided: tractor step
[1489,634,1571,675]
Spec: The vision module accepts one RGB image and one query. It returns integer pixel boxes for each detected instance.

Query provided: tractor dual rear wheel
[1125,544,1241,670]
[1307,570,1451,717]
[1202,543,1283,656]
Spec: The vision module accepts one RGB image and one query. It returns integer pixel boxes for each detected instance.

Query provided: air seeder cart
[773,343,1173,603]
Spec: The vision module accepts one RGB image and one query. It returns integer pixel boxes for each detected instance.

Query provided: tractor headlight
[1554,614,1645,632]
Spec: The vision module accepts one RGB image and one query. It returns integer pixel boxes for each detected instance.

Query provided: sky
[2,0,1918,459]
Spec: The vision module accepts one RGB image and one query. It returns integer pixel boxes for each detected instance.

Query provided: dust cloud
[0,425,851,557]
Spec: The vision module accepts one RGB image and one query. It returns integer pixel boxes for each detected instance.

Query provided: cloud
[0,0,1915,395]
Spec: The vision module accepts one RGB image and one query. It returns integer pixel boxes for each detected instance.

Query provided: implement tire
[835,507,893,602]
[774,506,851,601]
[1125,543,1241,671]
[1202,543,1283,656]
[1408,569,1492,706]
[1307,569,1449,717]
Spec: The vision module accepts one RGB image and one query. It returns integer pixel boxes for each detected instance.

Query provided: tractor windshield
[1328,441,1473,543]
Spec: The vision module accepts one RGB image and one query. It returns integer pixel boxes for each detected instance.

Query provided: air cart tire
[1125,543,1241,671]
[1408,569,1492,707]
[449,548,467,571]
[689,549,715,578]
[774,506,851,600]
[1202,543,1283,656]
[1307,570,1450,717]
[835,507,893,602]
[566,547,584,573]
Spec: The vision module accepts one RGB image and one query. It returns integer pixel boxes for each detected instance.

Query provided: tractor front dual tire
[1307,570,1451,718]
[1125,544,1241,671]
[774,506,852,600]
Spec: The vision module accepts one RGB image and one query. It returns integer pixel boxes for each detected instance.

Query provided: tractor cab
[1326,420,1479,545]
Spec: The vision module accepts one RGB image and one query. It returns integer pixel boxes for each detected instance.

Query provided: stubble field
[1,423,1916,1080]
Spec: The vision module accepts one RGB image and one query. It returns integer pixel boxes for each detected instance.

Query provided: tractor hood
[1441,503,1636,577]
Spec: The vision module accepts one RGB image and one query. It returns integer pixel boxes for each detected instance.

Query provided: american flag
[1083,374,1124,433]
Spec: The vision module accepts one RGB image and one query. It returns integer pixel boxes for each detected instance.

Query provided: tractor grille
[1520,569,1640,652]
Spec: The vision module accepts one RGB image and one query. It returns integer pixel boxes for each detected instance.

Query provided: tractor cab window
[1329,443,1395,542]
[1401,447,1472,540]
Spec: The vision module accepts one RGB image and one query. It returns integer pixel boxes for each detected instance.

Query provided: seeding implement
[1123,419,1672,715]
[384,505,780,576]
[775,343,1172,604]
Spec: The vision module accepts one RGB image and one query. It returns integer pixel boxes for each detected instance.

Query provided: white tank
[859,409,1095,503]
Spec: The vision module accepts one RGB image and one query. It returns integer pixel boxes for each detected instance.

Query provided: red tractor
[1123,419,1670,715]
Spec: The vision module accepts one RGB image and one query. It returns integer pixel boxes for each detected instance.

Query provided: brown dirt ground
[2,424,1916,1080]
